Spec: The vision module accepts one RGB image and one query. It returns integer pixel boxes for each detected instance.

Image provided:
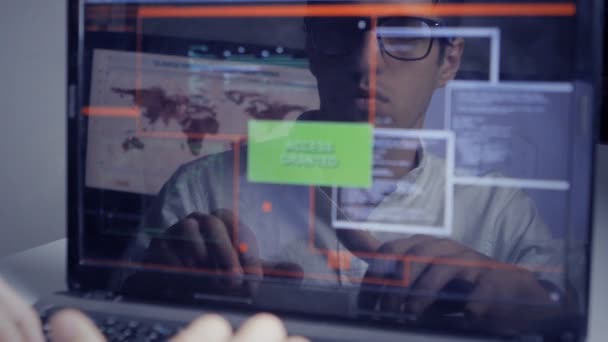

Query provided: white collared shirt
[138,144,564,290]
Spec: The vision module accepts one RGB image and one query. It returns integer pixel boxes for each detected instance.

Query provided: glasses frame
[377,16,447,61]
[306,16,453,62]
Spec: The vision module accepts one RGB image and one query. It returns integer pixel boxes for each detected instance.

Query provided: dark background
[603,4,608,144]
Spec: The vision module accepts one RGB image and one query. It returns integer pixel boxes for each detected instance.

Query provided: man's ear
[436,37,464,88]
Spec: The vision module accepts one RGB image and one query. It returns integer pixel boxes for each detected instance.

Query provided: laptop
[34,0,602,341]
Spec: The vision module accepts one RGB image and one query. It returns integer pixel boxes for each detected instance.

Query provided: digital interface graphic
[77,2,594,330]
[86,49,319,194]
[248,120,373,187]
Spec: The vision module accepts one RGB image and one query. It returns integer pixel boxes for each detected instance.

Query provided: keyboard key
[152,323,174,336]
[105,317,117,326]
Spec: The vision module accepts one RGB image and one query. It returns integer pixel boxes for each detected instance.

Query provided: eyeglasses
[305,16,449,61]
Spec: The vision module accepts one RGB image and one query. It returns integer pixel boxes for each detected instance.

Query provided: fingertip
[24,306,46,342]
[49,309,105,342]
[192,314,233,334]
[193,313,231,326]
[171,314,232,342]
[234,313,287,342]
[246,313,285,329]
[48,309,78,337]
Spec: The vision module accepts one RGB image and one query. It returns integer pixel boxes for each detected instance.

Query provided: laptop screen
[71,0,599,338]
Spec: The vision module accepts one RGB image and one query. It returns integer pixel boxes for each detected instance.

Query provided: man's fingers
[359,257,402,313]
[212,209,263,279]
[406,267,475,314]
[336,229,381,254]
[369,259,405,313]
[147,214,210,267]
[193,214,243,281]
[360,236,479,316]
[0,308,23,342]
[0,277,45,342]
[376,235,436,256]
[49,309,105,342]
[399,238,464,285]
[151,239,183,266]
[178,215,211,264]
[358,263,384,312]
[232,313,287,342]
[465,280,493,319]
[157,210,264,289]
[170,314,232,342]
[171,313,308,342]
[464,270,515,319]
[209,209,239,242]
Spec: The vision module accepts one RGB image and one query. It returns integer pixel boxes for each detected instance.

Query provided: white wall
[0,0,66,257]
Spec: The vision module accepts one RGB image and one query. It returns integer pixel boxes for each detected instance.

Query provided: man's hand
[0,277,46,342]
[136,209,303,295]
[354,234,555,322]
[0,277,309,342]
[143,209,264,289]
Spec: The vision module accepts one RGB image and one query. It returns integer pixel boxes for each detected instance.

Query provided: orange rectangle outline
[129,1,570,287]
[307,187,410,286]
[232,140,241,245]
[308,188,561,287]
[136,15,143,134]
[308,186,316,251]
[307,186,417,261]
[134,2,574,126]
[406,256,563,273]
[137,3,576,18]
[85,25,136,33]
[136,131,245,141]
[86,5,138,13]
[368,17,378,125]
[307,187,563,277]
[82,106,140,118]
[82,258,409,287]
[83,258,245,277]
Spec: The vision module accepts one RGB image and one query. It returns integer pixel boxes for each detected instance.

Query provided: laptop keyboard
[38,305,186,342]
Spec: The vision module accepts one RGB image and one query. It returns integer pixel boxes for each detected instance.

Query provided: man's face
[306,0,463,128]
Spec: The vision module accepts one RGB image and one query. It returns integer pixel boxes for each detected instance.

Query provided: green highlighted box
[248,120,372,188]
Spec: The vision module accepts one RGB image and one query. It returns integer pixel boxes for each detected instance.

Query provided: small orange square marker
[238,242,249,254]
[262,201,272,213]
[327,250,351,270]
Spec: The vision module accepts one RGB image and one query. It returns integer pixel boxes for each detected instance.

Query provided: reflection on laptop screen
[76,0,595,339]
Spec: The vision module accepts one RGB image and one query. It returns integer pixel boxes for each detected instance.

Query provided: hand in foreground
[48,311,309,342]
[0,277,308,342]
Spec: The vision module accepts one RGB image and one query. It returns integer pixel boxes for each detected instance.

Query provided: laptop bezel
[66,0,604,340]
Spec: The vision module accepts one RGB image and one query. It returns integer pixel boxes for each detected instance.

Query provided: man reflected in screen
[120,0,572,332]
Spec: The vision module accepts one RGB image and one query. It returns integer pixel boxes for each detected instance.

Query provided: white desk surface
[1,145,607,341]
[0,238,66,304]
